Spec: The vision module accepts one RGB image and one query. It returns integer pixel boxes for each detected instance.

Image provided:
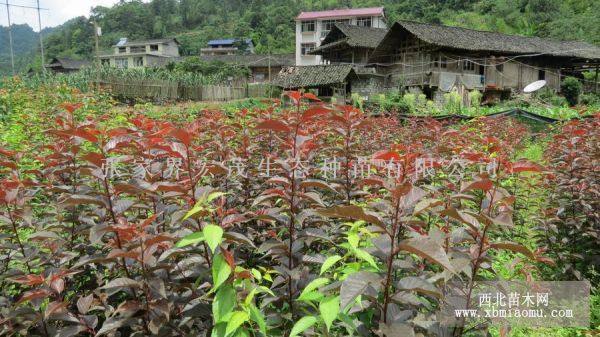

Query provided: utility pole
[92,20,100,67]
[36,0,45,72]
[2,1,48,73]
[5,0,15,75]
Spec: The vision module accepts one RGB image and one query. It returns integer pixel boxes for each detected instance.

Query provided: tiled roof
[296,7,384,20]
[197,53,294,67]
[112,38,179,47]
[311,23,387,53]
[371,21,600,60]
[45,57,91,70]
[273,65,355,88]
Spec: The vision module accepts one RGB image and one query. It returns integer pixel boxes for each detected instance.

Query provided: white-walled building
[98,38,180,69]
[295,7,387,65]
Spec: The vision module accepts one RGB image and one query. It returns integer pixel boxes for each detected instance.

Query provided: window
[130,46,145,53]
[301,43,316,55]
[134,57,144,67]
[495,64,504,72]
[118,47,126,54]
[356,17,372,27]
[435,56,448,68]
[538,69,546,80]
[115,58,128,69]
[255,73,265,82]
[321,19,350,33]
[301,20,315,32]
[462,60,475,71]
[150,44,159,52]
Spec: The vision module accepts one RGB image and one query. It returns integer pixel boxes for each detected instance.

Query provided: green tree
[560,76,583,106]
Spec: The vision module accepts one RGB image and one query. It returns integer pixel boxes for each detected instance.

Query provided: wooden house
[309,23,387,97]
[199,53,294,83]
[273,64,356,100]
[367,21,600,100]
[45,57,91,73]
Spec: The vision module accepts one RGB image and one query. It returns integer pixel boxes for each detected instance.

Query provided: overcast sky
[1,0,121,30]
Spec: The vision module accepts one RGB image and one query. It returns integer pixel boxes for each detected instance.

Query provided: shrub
[444,90,462,113]
[560,76,582,106]
[0,82,594,337]
[469,89,482,107]
[580,92,600,106]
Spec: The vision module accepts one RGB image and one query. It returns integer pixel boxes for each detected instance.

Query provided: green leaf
[176,231,204,248]
[225,311,248,337]
[298,278,329,302]
[212,254,232,291]
[183,192,227,220]
[213,284,236,323]
[290,316,318,337]
[297,291,324,302]
[211,322,226,337]
[347,232,359,248]
[249,304,267,336]
[353,248,379,270]
[319,296,340,332]
[183,203,203,221]
[251,268,261,281]
[207,191,227,203]
[320,255,342,275]
[203,224,224,253]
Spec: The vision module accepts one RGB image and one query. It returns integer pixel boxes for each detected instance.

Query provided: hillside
[0,24,39,75]
[2,0,600,74]
[0,24,55,75]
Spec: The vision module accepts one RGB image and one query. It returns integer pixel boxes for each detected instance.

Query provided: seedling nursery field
[0,78,598,337]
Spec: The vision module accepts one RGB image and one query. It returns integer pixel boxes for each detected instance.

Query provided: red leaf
[284,91,302,103]
[11,274,45,286]
[373,150,401,161]
[50,277,65,294]
[301,106,331,122]
[61,103,83,113]
[171,128,192,146]
[222,249,235,270]
[462,179,493,192]
[17,289,51,304]
[302,92,321,101]
[72,128,98,143]
[255,119,290,133]
[508,161,543,174]
[0,148,16,157]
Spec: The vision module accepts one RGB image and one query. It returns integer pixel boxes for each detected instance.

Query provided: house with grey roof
[98,38,180,69]
[45,57,91,73]
[288,19,600,102]
[309,23,388,97]
[273,64,356,99]
[201,38,255,56]
[368,21,600,101]
[199,53,294,83]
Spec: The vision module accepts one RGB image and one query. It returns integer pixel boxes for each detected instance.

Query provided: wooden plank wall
[95,79,274,101]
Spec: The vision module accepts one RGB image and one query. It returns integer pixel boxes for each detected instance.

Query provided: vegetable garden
[0,79,598,337]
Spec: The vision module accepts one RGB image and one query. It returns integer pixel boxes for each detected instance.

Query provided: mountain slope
[2,0,599,75]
